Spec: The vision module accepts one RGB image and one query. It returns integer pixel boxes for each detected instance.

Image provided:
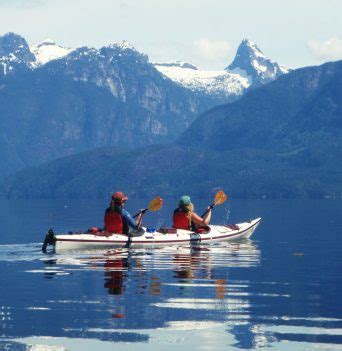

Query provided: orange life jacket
[173,208,191,230]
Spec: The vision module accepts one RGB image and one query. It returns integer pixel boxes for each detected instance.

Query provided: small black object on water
[42,228,56,253]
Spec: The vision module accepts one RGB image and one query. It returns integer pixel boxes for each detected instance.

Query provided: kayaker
[173,195,211,231]
[104,192,143,235]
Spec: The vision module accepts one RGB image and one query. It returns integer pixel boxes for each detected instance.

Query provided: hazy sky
[0,0,341,69]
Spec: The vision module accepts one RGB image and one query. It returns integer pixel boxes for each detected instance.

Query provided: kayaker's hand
[207,206,212,212]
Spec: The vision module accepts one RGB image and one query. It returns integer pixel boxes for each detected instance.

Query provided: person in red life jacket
[104,192,143,235]
[173,195,211,231]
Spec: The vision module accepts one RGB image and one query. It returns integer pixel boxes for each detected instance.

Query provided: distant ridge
[1,60,341,199]
[0,32,215,178]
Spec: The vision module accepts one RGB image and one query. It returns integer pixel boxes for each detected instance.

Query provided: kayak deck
[47,218,261,252]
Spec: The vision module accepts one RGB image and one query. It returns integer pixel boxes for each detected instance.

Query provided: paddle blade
[214,190,227,206]
[147,196,163,212]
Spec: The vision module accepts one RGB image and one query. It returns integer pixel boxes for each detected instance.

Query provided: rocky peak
[226,38,288,86]
[109,40,136,52]
[0,32,36,65]
[100,40,149,65]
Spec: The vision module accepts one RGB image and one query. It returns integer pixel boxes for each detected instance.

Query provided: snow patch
[252,59,267,72]
[243,39,265,59]
[155,64,252,97]
[2,62,7,75]
[30,39,73,66]
[229,67,249,78]
[279,64,289,74]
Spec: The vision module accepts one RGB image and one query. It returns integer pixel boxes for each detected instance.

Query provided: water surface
[0,199,341,350]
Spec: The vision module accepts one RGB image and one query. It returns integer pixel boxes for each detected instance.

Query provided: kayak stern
[41,228,56,252]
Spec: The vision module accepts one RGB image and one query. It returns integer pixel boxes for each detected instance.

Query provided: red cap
[112,192,128,202]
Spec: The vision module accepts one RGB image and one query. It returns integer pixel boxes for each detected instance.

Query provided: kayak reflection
[34,240,263,346]
[173,247,228,300]
[98,240,260,299]
[104,255,129,295]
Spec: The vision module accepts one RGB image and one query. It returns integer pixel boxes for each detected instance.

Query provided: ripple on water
[1,235,341,350]
[0,243,42,262]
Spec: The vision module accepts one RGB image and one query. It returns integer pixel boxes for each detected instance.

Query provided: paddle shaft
[201,203,215,218]
[133,208,148,219]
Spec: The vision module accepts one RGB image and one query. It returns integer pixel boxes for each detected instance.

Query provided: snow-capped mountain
[0,32,35,76]
[42,41,154,103]
[0,33,72,76]
[154,39,289,98]
[155,63,251,99]
[1,33,288,100]
[0,32,216,178]
[30,38,73,66]
[227,39,289,86]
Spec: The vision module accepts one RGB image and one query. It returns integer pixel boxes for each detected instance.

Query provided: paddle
[133,196,163,219]
[125,196,163,249]
[201,190,228,217]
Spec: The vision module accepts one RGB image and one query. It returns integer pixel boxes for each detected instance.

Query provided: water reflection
[2,236,342,350]
[103,253,129,296]
[173,246,212,280]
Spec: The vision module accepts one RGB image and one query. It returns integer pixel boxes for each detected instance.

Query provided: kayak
[42,218,261,252]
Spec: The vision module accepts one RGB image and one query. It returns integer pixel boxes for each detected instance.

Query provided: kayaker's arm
[191,208,211,226]
[203,207,212,224]
[122,209,142,230]
[136,210,143,228]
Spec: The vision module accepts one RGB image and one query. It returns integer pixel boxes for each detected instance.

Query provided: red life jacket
[104,208,123,234]
[173,208,191,230]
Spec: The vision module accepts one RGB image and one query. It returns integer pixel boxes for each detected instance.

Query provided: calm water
[0,199,341,350]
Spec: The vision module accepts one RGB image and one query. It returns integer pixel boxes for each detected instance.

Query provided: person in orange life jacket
[104,192,143,235]
[173,195,211,231]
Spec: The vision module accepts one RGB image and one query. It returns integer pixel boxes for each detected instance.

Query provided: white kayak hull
[49,218,261,252]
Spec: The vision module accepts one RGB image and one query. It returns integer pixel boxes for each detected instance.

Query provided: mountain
[154,39,288,99]
[226,39,289,86]
[0,33,72,72]
[30,38,73,66]
[183,60,342,152]
[0,33,35,79]
[1,34,288,101]
[0,33,215,178]
[2,60,341,199]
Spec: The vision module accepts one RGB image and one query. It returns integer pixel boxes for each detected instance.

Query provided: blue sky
[0,0,341,69]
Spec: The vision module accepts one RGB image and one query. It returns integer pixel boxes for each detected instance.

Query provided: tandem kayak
[42,218,261,252]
